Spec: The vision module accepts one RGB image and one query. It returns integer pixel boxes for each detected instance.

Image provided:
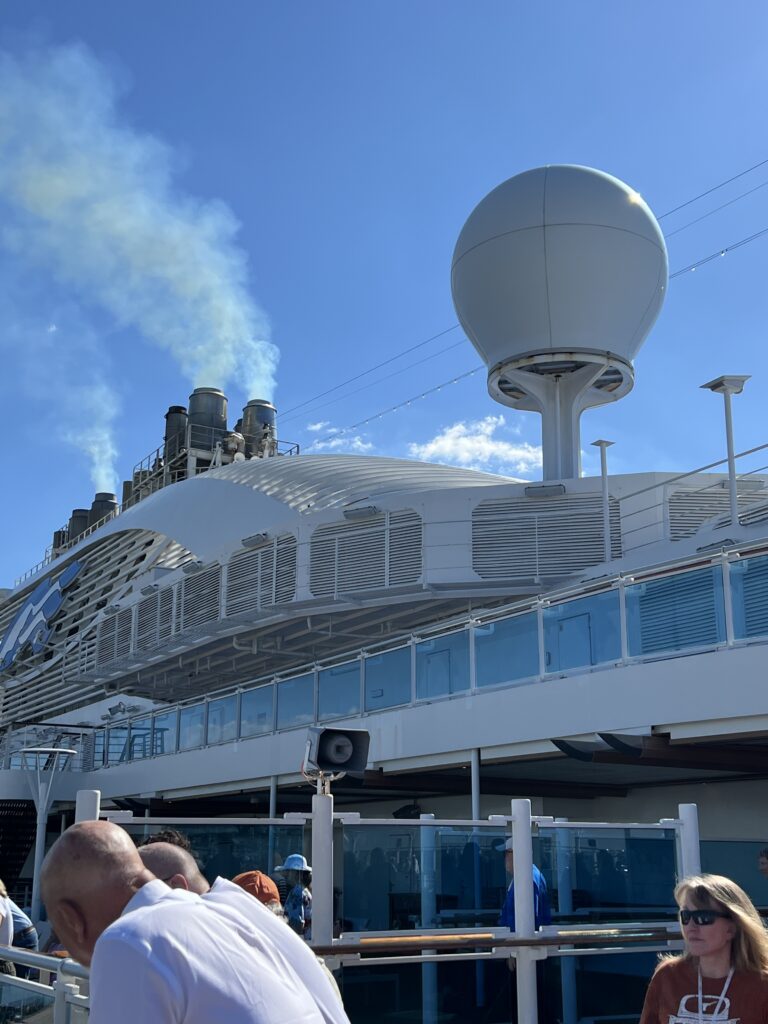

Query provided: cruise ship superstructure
[2,164,767,896]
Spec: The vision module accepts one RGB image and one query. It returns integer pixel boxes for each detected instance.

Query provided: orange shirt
[640,958,768,1023]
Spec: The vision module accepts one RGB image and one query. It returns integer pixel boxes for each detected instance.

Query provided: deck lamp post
[700,376,751,528]
[591,440,614,562]
[21,747,76,923]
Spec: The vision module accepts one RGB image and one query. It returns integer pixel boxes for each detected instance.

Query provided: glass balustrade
[89,556,768,766]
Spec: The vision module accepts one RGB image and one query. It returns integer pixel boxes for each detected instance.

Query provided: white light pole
[22,747,76,923]
[700,376,751,529]
[591,440,614,562]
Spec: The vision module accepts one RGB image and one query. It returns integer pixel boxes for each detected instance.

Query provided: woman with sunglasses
[640,873,768,1023]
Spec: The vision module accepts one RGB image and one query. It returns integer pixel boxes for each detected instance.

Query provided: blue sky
[1,2,768,586]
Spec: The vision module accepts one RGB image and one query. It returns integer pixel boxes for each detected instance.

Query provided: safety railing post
[677,803,702,878]
[75,789,101,823]
[512,798,538,1024]
[310,787,334,947]
[52,978,79,1024]
[420,813,438,1024]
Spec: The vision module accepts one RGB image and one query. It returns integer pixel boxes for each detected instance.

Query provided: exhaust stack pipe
[241,400,277,458]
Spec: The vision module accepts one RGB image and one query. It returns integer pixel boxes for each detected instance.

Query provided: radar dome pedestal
[451,165,668,480]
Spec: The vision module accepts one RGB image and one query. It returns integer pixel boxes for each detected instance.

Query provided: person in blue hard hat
[275,855,313,940]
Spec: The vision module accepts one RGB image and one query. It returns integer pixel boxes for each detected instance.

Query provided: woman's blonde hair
[670,873,768,974]
[0,879,6,898]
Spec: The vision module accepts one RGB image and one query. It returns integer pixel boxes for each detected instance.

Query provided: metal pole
[419,813,438,1024]
[310,783,334,947]
[268,775,278,874]
[470,750,485,1007]
[511,798,538,1024]
[30,803,48,923]
[591,440,614,562]
[723,390,739,528]
[677,804,702,878]
[555,820,577,1024]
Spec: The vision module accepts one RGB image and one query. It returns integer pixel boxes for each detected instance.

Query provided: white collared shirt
[204,878,349,1024]
[0,896,13,949]
[89,880,324,1024]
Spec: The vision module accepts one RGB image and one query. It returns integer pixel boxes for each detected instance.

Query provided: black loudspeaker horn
[303,727,370,775]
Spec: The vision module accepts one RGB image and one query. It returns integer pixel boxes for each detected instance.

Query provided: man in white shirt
[40,821,325,1024]
[138,841,349,1024]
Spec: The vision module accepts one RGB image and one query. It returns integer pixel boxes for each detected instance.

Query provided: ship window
[365,646,411,711]
[106,726,128,765]
[277,673,314,730]
[92,729,106,768]
[625,566,726,657]
[415,631,470,700]
[240,685,274,737]
[729,553,768,640]
[178,704,205,751]
[153,709,178,756]
[318,662,361,721]
[128,718,152,760]
[543,591,620,672]
[475,612,539,688]
[207,695,237,745]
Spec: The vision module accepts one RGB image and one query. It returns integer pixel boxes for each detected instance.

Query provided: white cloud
[306,420,330,432]
[409,414,541,475]
[309,432,373,454]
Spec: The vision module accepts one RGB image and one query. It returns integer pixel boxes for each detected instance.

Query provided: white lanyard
[697,966,734,1023]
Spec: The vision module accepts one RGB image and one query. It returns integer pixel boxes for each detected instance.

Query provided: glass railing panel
[364,646,411,711]
[119,821,304,887]
[0,976,55,1023]
[701,839,768,912]
[93,728,106,767]
[543,949,663,1024]
[415,630,470,700]
[276,673,315,730]
[153,709,178,755]
[207,694,237,744]
[178,703,205,751]
[318,662,361,721]
[240,685,274,737]
[543,590,621,672]
[340,823,508,932]
[128,717,152,760]
[626,565,726,656]
[475,611,539,688]
[537,826,678,924]
[106,725,128,764]
[730,552,768,640]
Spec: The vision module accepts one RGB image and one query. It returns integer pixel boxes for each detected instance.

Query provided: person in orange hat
[232,871,283,916]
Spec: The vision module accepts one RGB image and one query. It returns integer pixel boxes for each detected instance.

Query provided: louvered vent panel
[182,566,221,630]
[259,546,275,608]
[309,537,337,597]
[136,594,159,652]
[337,528,386,592]
[740,556,768,637]
[736,499,768,527]
[634,571,723,653]
[473,496,621,579]
[159,588,174,641]
[115,608,133,658]
[389,510,422,584]
[668,489,766,540]
[275,536,297,604]
[96,615,117,665]
[226,549,263,617]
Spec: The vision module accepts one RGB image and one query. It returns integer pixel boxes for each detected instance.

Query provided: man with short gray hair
[41,821,325,1024]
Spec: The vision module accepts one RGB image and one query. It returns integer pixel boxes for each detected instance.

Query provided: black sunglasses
[679,908,731,926]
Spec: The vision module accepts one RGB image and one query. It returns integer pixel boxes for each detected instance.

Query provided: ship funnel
[88,492,119,528]
[188,387,227,449]
[67,508,90,541]
[164,405,188,462]
[451,164,668,480]
[241,399,277,458]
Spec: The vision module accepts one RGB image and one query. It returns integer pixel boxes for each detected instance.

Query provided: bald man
[138,842,349,1024]
[41,822,324,1024]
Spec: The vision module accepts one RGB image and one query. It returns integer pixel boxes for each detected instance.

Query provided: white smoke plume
[3,302,120,494]
[0,44,277,399]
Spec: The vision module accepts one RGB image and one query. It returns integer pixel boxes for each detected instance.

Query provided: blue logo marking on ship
[0,561,84,671]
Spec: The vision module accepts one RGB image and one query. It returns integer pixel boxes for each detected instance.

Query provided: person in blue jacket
[497,837,551,930]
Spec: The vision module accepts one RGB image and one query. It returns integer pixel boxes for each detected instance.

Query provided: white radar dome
[451,165,668,480]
